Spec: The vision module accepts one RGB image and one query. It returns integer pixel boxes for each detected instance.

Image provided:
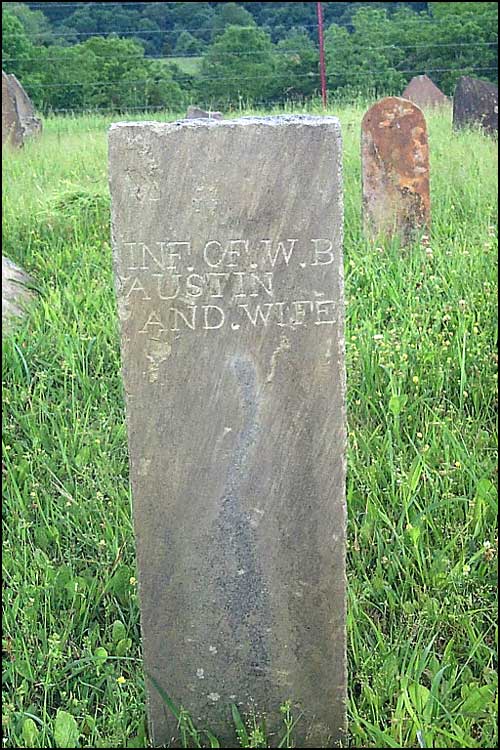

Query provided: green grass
[2,104,498,748]
[169,56,203,76]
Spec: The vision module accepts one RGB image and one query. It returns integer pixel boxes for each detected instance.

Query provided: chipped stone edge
[332,120,348,744]
[108,114,342,137]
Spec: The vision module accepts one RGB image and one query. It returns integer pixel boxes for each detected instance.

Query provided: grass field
[169,56,203,76]
[2,103,498,748]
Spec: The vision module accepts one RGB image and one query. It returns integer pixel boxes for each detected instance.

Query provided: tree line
[15,2,432,54]
[2,2,497,113]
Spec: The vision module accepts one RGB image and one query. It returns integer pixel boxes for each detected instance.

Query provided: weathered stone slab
[7,74,42,139]
[361,96,430,242]
[186,105,223,120]
[402,75,449,110]
[2,255,36,332]
[2,71,23,148]
[109,116,346,748]
[453,76,498,135]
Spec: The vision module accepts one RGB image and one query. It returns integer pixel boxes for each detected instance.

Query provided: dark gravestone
[361,96,431,242]
[453,76,498,135]
[109,116,347,748]
[2,71,23,148]
[402,75,449,110]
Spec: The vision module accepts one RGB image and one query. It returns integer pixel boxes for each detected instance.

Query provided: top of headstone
[402,75,449,108]
[109,114,341,135]
[456,75,498,92]
[361,96,425,126]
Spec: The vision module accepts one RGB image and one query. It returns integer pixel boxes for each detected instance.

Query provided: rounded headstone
[361,96,431,242]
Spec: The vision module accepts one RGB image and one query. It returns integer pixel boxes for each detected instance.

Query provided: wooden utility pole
[317,2,327,108]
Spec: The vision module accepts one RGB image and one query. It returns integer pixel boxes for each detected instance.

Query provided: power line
[7,26,313,40]
[3,48,308,64]
[48,103,182,113]
[3,41,498,66]
[23,66,499,90]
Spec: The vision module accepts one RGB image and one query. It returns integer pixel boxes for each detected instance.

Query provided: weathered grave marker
[109,116,347,748]
[7,74,42,139]
[2,255,36,333]
[361,96,430,242]
[453,76,498,136]
[2,71,23,148]
[402,75,449,110]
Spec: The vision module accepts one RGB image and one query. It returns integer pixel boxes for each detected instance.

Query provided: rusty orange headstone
[361,96,430,242]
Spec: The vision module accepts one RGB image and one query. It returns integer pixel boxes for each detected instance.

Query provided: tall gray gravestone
[2,70,23,148]
[109,116,347,748]
[7,73,42,139]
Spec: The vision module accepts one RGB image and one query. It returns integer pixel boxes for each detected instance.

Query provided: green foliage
[212,2,256,40]
[2,10,34,79]
[3,2,499,110]
[6,2,53,44]
[175,30,204,56]
[6,35,185,114]
[422,2,498,92]
[2,104,498,749]
[325,3,498,97]
[325,12,406,98]
[54,710,79,748]
[197,25,276,107]
[21,718,40,747]
[274,30,319,101]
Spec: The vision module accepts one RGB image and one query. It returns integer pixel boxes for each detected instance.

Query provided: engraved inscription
[119,237,338,333]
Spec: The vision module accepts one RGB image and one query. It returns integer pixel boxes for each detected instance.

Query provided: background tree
[169,2,215,47]
[197,25,276,107]
[212,2,256,40]
[325,8,406,98]
[5,2,53,45]
[174,31,204,56]
[2,10,34,79]
[8,35,185,113]
[3,2,498,110]
[274,30,319,101]
[424,2,498,92]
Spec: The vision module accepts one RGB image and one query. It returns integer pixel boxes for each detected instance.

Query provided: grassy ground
[2,103,498,748]
[169,56,203,76]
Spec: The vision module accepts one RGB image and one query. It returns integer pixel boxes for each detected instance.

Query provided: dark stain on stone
[212,355,272,687]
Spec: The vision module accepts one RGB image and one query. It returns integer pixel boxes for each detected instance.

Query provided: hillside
[2,3,498,114]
